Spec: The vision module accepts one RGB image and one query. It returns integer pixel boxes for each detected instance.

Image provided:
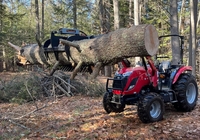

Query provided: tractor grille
[112,75,128,90]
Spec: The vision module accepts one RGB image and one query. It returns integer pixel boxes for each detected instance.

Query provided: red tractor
[103,35,198,123]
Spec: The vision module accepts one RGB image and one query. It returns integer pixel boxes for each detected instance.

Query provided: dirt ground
[0,72,200,140]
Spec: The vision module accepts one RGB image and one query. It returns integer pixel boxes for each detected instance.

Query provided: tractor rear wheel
[103,92,125,113]
[137,92,164,123]
[172,73,198,111]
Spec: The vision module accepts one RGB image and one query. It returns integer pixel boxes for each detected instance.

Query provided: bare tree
[101,0,111,77]
[189,0,198,75]
[99,0,110,33]
[35,0,40,38]
[197,10,200,29]
[113,0,119,30]
[0,0,3,71]
[101,0,119,77]
[134,0,139,26]
[99,0,112,77]
[170,0,180,65]
[129,0,133,26]
[134,0,140,65]
[73,0,77,29]
[41,0,44,40]
[178,0,185,34]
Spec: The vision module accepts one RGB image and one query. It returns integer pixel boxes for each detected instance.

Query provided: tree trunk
[189,0,198,76]
[104,0,111,77]
[129,0,133,26]
[134,0,139,25]
[35,0,40,39]
[170,0,180,65]
[113,0,119,30]
[134,0,140,65]
[178,0,185,34]
[99,0,108,33]
[0,0,3,72]
[99,0,111,77]
[73,0,77,29]
[2,45,5,71]
[41,0,44,40]
[197,10,200,29]
[113,0,120,77]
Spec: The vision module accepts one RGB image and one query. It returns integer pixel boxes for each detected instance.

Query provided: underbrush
[0,71,105,104]
[72,75,105,97]
[0,72,44,104]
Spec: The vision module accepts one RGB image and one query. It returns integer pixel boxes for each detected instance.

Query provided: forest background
[0,0,200,77]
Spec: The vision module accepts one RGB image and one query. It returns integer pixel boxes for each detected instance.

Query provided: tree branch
[60,39,82,52]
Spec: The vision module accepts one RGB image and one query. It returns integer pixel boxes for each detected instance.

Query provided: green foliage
[0,3,6,19]
[119,0,129,27]
[0,0,199,74]
[71,76,105,97]
[0,0,197,43]
[84,80,105,97]
[141,0,171,35]
[90,0,101,34]
[0,73,43,104]
[49,0,93,33]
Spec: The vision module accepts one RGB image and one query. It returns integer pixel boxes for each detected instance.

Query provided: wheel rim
[186,83,196,104]
[150,100,161,118]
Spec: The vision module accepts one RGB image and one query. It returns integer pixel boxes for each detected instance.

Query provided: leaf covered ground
[1,96,200,140]
[0,72,200,140]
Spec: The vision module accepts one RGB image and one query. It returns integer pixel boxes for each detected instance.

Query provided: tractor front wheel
[137,92,164,123]
[103,92,125,114]
[172,73,198,111]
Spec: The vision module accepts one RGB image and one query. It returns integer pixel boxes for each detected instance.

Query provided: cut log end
[144,25,159,56]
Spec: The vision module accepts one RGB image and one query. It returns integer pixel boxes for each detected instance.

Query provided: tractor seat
[159,61,171,73]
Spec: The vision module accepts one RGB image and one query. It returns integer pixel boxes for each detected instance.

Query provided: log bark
[8,24,159,78]
[61,24,159,64]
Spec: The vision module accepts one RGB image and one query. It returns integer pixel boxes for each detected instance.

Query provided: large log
[61,24,159,65]
[8,24,159,79]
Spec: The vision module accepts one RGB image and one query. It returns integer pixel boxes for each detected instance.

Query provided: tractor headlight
[128,85,135,90]
[128,78,138,90]
[123,71,132,77]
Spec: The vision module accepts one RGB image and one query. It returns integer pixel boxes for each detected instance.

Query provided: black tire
[172,73,198,111]
[103,92,125,113]
[137,92,164,123]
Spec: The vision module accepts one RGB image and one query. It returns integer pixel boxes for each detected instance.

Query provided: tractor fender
[172,66,192,84]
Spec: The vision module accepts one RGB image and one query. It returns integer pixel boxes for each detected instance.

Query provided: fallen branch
[49,61,60,76]
[53,75,76,90]
[25,80,38,110]
[1,117,31,130]
[54,82,71,97]
[14,104,48,120]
